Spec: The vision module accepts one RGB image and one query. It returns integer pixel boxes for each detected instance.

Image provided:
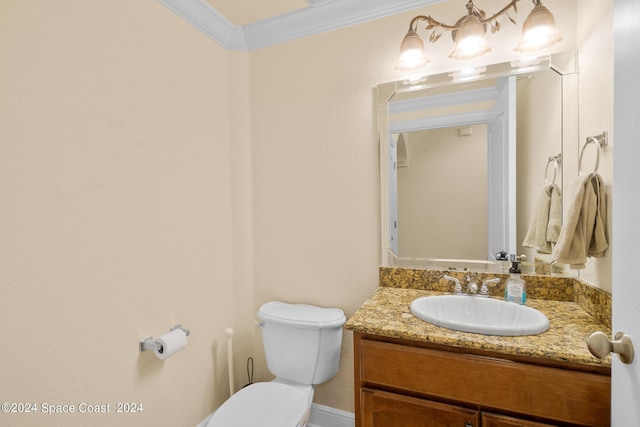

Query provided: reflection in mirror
[378,52,578,275]
[395,124,488,260]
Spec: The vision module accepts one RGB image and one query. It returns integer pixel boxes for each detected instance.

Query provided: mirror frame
[378,52,579,273]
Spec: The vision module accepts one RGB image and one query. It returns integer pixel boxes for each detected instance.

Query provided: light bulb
[396,29,430,71]
[449,14,491,60]
[515,3,563,53]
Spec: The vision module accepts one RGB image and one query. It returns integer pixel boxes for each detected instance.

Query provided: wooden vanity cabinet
[354,332,611,427]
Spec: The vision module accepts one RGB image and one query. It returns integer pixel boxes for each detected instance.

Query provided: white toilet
[206,301,346,427]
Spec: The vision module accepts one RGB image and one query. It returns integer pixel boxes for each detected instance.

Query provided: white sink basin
[410,295,550,336]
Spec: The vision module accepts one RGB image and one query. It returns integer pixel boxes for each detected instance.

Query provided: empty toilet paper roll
[153,328,188,360]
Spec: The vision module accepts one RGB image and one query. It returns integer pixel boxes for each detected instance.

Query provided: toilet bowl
[206,382,311,426]
[206,301,346,427]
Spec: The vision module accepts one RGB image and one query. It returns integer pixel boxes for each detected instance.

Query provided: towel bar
[579,132,607,175]
[544,153,562,185]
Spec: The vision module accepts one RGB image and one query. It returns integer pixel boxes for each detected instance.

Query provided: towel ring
[544,154,562,185]
[579,132,608,175]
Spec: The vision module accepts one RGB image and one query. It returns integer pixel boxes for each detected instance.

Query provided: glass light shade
[396,29,430,72]
[449,14,491,60]
[514,3,563,53]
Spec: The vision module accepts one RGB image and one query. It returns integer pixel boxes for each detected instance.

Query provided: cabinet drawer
[359,338,610,426]
[482,412,558,426]
[362,388,480,427]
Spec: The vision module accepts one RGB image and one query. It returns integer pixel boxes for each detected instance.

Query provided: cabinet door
[482,412,558,427]
[361,388,480,427]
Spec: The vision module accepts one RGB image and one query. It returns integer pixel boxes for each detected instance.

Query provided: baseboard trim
[308,403,355,427]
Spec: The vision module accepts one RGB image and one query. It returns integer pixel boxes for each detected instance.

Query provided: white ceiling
[157,0,442,51]
[205,0,311,26]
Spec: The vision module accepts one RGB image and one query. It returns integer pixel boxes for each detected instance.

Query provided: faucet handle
[443,275,463,295]
[467,281,478,295]
[465,275,478,294]
[480,278,501,296]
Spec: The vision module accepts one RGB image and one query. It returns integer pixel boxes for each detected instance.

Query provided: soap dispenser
[504,255,526,305]
[495,251,510,274]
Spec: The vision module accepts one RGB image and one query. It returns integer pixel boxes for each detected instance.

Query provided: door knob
[587,331,635,364]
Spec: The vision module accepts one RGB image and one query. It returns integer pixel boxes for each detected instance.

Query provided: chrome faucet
[443,275,463,295]
[443,274,500,297]
[480,278,501,297]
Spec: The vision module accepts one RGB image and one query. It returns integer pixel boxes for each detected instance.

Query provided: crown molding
[157,0,246,50]
[157,0,442,51]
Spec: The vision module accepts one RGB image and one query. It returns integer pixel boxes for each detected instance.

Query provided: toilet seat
[206,382,310,427]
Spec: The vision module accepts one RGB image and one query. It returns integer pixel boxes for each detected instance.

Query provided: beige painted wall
[575,0,614,292]
[1,0,613,425]
[248,18,386,411]
[0,1,247,426]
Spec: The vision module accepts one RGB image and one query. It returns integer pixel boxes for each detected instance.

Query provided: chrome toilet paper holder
[139,324,190,353]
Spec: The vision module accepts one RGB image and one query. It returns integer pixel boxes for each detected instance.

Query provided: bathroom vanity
[346,281,612,427]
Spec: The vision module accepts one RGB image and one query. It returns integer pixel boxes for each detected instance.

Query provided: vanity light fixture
[450,65,487,82]
[510,55,545,68]
[396,0,563,72]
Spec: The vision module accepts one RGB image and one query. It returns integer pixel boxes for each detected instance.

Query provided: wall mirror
[378,52,578,275]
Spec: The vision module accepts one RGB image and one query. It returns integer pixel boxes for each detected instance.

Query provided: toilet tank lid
[258,302,346,328]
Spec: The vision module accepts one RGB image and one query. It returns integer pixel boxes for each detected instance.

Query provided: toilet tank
[258,302,346,385]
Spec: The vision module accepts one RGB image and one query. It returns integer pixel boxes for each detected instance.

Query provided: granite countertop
[345,287,612,369]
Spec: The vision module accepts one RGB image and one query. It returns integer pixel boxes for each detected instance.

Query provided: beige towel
[547,185,562,243]
[552,174,608,268]
[523,184,562,254]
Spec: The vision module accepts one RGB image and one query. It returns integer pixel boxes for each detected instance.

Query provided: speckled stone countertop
[345,286,612,370]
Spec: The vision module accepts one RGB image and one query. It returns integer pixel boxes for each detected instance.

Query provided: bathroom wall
[0,1,248,426]
[575,0,614,292]
[0,0,613,425]
[248,19,386,411]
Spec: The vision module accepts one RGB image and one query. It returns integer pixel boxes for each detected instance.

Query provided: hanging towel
[547,184,562,243]
[522,184,562,254]
[552,174,608,269]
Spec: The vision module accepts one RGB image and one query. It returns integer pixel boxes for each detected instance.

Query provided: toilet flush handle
[255,320,265,328]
